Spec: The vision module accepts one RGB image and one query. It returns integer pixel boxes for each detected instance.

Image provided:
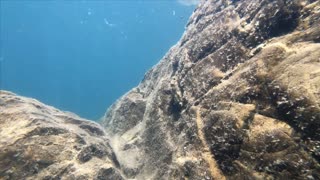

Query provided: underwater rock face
[103,0,320,179]
[1,0,320,179]
[0,91,123,179]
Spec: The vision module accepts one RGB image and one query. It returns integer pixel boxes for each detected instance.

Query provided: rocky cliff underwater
[1,0,320,179]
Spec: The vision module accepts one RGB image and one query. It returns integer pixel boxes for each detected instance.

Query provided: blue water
[0,1,196,120]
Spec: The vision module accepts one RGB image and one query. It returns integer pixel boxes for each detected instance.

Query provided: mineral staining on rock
[0,91,123,179]
[1,0,320,179]
[103,0,320,179]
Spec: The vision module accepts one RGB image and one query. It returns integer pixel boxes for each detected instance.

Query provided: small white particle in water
[173,10,176,16]
[104,18,115,27]
[88,9,92,15]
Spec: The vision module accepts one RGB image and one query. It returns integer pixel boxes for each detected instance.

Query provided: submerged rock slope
[103,0,320,179]
[0,0,320,179]
[0,91,123,179]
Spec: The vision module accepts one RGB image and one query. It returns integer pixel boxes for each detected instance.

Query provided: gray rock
[0,91,123,180]
[102,0,320,179]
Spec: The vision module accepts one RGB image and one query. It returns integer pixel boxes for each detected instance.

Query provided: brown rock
[0,91,123,179]
[103,0,320,179]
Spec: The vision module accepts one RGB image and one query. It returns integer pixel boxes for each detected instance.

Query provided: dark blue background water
[0,1,195,120]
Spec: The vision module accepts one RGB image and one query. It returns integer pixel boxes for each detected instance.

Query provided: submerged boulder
[102,0,320,179]
[0,91,123,179]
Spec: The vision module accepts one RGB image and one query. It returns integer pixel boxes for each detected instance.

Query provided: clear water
[0,1,196,120]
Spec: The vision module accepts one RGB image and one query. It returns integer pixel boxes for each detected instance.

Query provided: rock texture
[0,91,123,180]
[102,0,320,179]
[1,0,320,179]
